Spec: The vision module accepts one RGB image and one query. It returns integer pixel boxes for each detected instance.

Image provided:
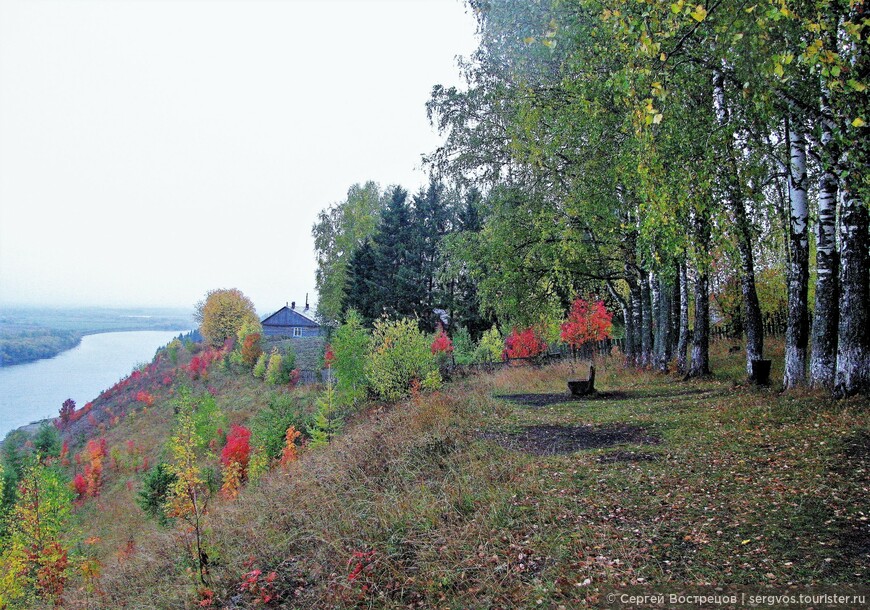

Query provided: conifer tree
[344,240,381,325]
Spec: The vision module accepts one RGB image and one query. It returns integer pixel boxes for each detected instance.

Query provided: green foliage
[265,351,284,385]
[281,344,297,379]
[1,430,27,478]
[173,388,225,453]
[451,326,475,365]
[756,266,789,317]
[474,326,504,363]
[0,432,26,540]
[165,338,182,364]
[253,353,267,379]
[32,423,62,459]
[0,458,73,607]
[331,310,371,408]
[313,181,384,323]
[256,345,297,386]
[0,464,13,540]
[250,394,313,461]
[308,382,342,449]
[344,183,462,331]
[366,318,441,401]
[137,462,178,525]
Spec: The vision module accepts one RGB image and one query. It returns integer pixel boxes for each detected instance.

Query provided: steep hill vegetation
[1,334,866,608]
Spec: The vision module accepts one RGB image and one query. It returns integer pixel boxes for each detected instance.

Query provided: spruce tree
[344,239,381,325]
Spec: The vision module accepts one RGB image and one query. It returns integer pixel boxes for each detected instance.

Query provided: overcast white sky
[0,0,477,314]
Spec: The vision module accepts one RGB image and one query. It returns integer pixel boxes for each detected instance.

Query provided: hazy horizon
[0,0,478,311]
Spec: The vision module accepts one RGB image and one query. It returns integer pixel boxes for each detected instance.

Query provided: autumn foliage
[0,462,73,607]
[72,474,87,500]
[83,438,108,497]
[221,425,252,497]
[503,327,548,360]
[58,398,76,427]
[186,345,227,380]
[430,327,454,354]
[241,332,263,367]
[560,298,613,348]
[280,426,302,467]
[239,566,277,605]
[195,288,260,349]
[136,390,155,407]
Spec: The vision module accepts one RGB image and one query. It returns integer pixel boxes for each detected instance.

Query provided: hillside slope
[41,340,868,609]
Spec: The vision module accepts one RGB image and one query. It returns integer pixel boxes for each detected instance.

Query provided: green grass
[32,339,870,608]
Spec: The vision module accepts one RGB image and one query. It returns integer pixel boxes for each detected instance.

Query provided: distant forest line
[0,306,194,366]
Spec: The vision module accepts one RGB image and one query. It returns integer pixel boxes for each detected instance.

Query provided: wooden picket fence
[710,311,790,342]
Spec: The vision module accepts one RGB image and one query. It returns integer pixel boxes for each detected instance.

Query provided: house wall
[262,325,322,338]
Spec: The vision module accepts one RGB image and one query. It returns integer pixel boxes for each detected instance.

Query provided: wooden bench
[568,365,596,396]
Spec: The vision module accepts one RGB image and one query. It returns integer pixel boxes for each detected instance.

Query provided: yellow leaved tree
[194,288,259,349]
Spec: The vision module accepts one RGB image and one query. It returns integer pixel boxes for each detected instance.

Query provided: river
[0,330,187,439]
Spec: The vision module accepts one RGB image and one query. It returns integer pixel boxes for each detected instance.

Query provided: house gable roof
[261,305,320,328]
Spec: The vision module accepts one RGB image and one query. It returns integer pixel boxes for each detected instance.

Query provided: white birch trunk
[809,96,839,390]
[677,261,690,375]
[784,118,809,388]
[713,68,764,376]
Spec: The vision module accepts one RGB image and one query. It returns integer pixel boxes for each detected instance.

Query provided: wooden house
[261,300,322,338]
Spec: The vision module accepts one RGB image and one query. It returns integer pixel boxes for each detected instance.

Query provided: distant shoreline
[0,327,191,442]
[1,306,194,367]
[0,417,52,448]
[0,327,192,368]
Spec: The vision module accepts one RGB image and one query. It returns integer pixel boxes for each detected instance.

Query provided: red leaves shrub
[221,425,252,497]
[31,540,69,600]
[503,327,548,360]
[430,328,454,354]
[72,474,87,500]
[73,402,92,424]
[198,587,216,608]
[188,356,206,379]
[241,332,263,367]
[136,390,154,407]
[239,568,277,605]
[221,426,251,474]
[346,549,377,597]
[560,298,613,348]
[324,345,335,368]
[58,399,76,427]
[188,347,225,380]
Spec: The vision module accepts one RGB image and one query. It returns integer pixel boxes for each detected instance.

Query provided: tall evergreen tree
[343,239,381,325]
[449,188,491,338]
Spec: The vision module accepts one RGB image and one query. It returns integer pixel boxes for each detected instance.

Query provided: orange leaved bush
[560,298,613,348]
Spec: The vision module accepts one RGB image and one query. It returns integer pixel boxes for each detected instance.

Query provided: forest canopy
[314,0,869,396]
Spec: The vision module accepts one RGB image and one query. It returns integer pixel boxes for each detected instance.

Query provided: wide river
[0,330,187,439]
